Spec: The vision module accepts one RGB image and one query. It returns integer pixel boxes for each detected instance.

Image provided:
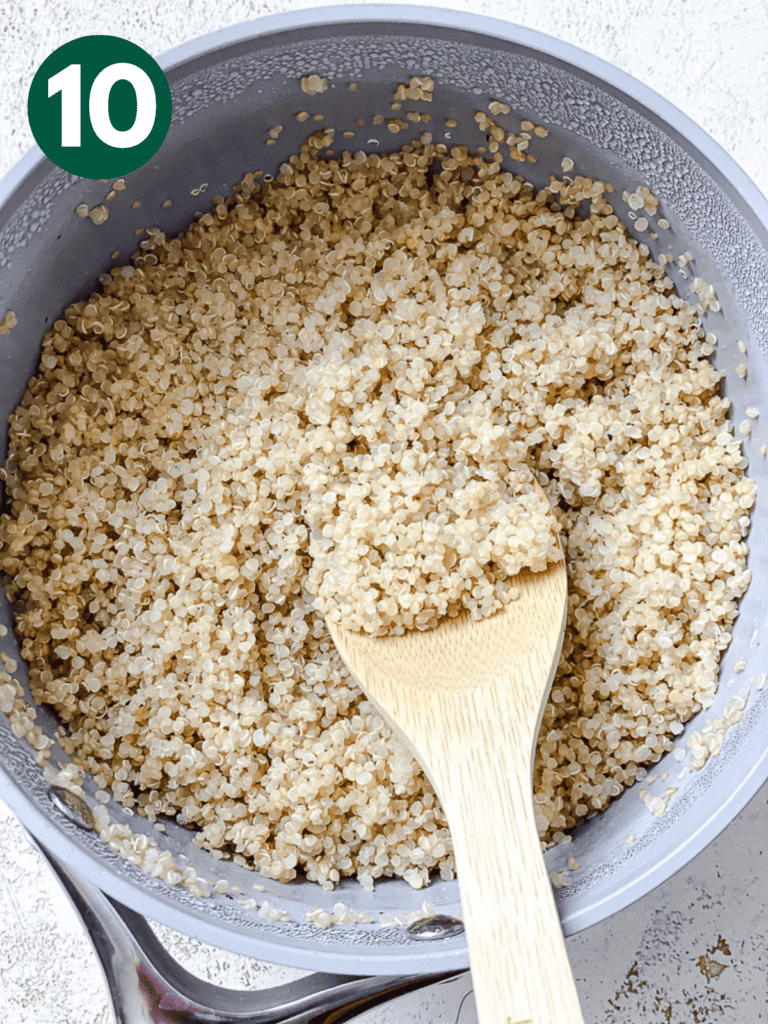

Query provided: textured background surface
[1,1,768,1021]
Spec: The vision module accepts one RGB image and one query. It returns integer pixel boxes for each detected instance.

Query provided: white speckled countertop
[1,2,768,1021]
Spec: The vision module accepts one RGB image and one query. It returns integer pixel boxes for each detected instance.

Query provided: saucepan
[1,6,767,1021]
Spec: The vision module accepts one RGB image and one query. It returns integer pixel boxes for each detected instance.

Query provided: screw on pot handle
[30,835,463,1024]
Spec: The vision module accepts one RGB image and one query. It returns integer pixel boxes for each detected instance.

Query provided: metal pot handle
[30,835,464,1024]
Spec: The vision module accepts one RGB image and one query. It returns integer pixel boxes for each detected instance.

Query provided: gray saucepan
[1,6,767,1022]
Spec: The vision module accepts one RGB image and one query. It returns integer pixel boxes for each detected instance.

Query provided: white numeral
[47,61,156,149]
[48,63,82,147]
[89,63,156,149]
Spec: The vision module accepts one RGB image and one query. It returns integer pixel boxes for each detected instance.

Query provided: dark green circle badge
[28,36,172,178]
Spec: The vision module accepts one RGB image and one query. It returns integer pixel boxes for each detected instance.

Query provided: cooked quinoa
[311,448,561,636]
[0,133,754,890]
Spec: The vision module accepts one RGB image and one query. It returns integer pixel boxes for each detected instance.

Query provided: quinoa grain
[0,310,17,335]
[301,74,328,96]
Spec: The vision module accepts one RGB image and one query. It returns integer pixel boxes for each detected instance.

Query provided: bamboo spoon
[327,556,585,1024]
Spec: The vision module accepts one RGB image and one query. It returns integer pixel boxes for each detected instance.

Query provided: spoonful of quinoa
[323,472,584,1024]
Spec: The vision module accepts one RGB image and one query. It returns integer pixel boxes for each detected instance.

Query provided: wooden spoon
[327,557,585,1024]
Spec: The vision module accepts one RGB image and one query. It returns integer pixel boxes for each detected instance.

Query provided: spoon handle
[425,708,585,1024]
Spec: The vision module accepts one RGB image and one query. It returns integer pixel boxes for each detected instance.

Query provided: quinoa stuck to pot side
[0,132,754,891]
